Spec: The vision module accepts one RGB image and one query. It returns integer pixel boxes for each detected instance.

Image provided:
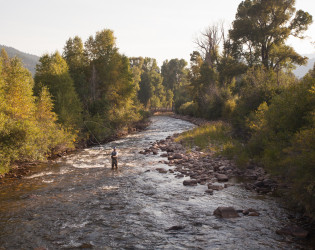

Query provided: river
[0,116,310,249]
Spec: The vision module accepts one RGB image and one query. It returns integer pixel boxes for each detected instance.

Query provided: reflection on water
[0,116,309,249]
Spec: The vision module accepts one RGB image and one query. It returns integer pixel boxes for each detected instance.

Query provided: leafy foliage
[0,49,74,174]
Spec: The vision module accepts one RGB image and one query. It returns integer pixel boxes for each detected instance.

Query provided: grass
[175,121,249,166]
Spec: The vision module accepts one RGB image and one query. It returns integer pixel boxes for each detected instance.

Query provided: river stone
[156,168,168,174]
[165,225,185,231]
[276,225,309,238]
[243,208,260,216]
[208,184,224,191]
[205,189,213,195]
[173,153,183,159]
[183,180,198,186]
[152,149,158,155]
[216,174,229,182]
[213,207,240,218]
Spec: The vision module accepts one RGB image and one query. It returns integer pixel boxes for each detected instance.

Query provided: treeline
[175,0,315,218]
[0,30,155,174]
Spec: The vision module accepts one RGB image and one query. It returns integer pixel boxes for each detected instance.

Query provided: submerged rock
[213,207,240,218]
[276,225,309,238]
[165,225,186,231]
[208,184,224,191]
[183,180,198,186]
[156,168,168,174]
[243,208,260,216]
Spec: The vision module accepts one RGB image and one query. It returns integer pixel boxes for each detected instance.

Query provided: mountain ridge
[0,44,39,75]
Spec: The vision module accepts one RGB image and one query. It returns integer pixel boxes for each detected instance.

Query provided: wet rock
[160,153,168,157]
[168,155,174,160]
[156,168,168,174]
[208,184,224,191]
[248,211,260,216]
[205,189,213,195]
[173,153,183,159]
[165,225,185,231]
[243,208,260,216]
[244,183,255,190]
[183,180,198,186]
[213,207,240,218]
[152,149,158,155]
[216,174,229,182]
[224,183,234,188]
[175,174,184,178]
[78,243,94,248]
[276,225,309,238]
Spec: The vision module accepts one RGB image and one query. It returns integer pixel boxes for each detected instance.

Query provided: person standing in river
[111,147,118,169]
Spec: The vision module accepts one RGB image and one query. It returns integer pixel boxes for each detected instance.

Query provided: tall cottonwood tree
[229,0,313,69]
[63,36,88,107]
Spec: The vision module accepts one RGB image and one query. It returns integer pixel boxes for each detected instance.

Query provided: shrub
[178,101,198,116]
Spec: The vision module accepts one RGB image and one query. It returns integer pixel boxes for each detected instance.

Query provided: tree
[138,58,165,108]
[229,0,312,69]
[34,52,83,129]
[161,58,188,91]
[63,36,88,106]
[195,23,224,66]
[129,57,144,92]
[0,50,74,172]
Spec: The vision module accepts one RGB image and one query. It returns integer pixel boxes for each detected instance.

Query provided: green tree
[138,58,165,108]
[230,0,312,69]
[63,36,88,106]
[34,52,83,130]
[0,50,74,173]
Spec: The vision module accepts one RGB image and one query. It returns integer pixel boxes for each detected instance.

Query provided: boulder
[213,207,240,218]
[156,168,168,174]
[183,180,198,186]
[242,208,259,216]
[276,225,309,238]
[152,149,158,155]
[205,189,213,195]
[165,225,185,231]
[208,184,224,191]
[173,153,183,159]
[175,174,184,178]
[216,174,229,182]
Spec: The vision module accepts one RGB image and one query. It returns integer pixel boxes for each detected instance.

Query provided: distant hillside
[0,45,39,75]
[293,53,315,78]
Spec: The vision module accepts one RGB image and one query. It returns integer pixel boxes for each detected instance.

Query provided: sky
[1,0,315,66]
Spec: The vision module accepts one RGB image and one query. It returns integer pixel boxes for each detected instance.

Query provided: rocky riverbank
[140,132,310,239]
[140,134,277,196]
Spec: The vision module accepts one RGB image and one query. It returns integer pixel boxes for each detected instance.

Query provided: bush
[178,101,198,116]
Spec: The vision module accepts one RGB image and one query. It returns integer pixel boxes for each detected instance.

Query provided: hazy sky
[1,0,314,66]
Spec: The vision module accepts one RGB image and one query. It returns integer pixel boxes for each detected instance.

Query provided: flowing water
[0,116,310,249]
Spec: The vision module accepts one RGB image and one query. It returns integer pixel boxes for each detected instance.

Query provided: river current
[0,116,309,249]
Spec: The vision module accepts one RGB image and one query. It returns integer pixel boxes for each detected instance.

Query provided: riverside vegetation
[0,0,314,220]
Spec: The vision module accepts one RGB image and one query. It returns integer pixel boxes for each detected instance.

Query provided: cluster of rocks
[140,135,239,196]
[213,207,260,218]
[140,135,281,198]
[140,128,310,239]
